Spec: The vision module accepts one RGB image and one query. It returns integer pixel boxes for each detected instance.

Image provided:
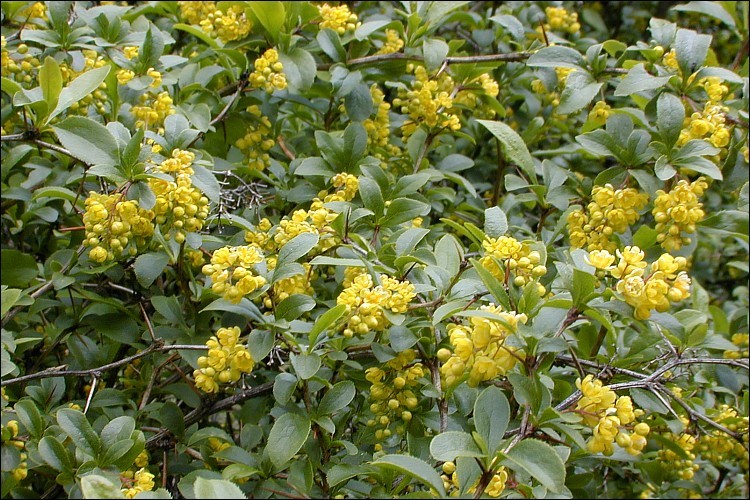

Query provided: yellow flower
[586,249,616,270]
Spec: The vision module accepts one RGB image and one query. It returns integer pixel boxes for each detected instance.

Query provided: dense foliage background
[1,1,748,498]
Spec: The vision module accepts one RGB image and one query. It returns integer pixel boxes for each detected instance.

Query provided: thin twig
[657,385,745,443]
[0,342,211,387]
[145,381,274,448]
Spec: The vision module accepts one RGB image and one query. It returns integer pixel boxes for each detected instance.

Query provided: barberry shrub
[1,1,748,499]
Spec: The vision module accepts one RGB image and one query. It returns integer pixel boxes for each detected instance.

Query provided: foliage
[1,1,749,499]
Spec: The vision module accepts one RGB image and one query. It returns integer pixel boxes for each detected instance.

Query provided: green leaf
[354,20,391,40]
[372,454,446,497]
[317,28,346,62]
[290,352,321,380]
[247,2,286,43]
[274,232,319,283]
[474,386,510,456]
[423,38,449,72]
[429,431,484,462]
[557,71,602,115]
[477,120,536,182]
[80,474,125,499]
[276,294,316,321]
[656,92,685,150]
[484,206,508,238]
[526,46,586,70]
[193,477,246,499]
[502,438,566,493]
[380,198,431,227]
[344,82,373,122]
[318,380,356,415]
[279,48,317,93]
[52,116,119,166]
[173,23,220,48]
[1,249,39,288]
[470,258,511,310]
[308,304,347,349]
[0,285,34,318]
[1,77,23,98]
[101,416,136,447]
[133,252,170,288]
[14,399,44,439]
[57,408,101,458]
[674,28,712,75]
[191,164,221,204]
[489,14,525,41]
[51,66,110,122]
[265,413,311,468]
[358,176,385,218]
[39,56,62,120]
[141,28,164,70]
[571,268,597,307]
[614,64,672,96]
[159,402,185,440]
[38,436,72,472]
[672,2,736,27]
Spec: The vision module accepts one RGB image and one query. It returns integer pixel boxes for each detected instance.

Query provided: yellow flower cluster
[575,375,649,456]
[121,467,155,498]
[193,326,256,393]
[117,66,162,89]
[2,421,27,481]
[652,177,708,252]
[318,3,360,35]
[590,247,691,319]
[263,257,314,308]
[245,175,357,259]
[1,41,41,88]
[699,76,729,104]
[588,100,611,126]
[149,149,210,244]
[441,461,508,497]
[235,105,275,171]
[363,85,394,150]
[567,184,649,253]
[453,73,501,119]
[658,432,699,480]
[439,305,527,388]
[18,2,47,22]
[201,245,267,303]
[197,4,252,43]
[337,273,416,338]
[681,103,732,150]
[724,333,749,359]
[662,48,679,70]
[697,405,749,472]
[244,218,274,253]
[323,172,360,203]
[249,49,287,93]
[555,67,576,87]
[485,469,509,497]
[83,193,155,263]
[541,6,581,34]
[480,236,547,293]
[123,46,139,60]
[131,91,176,129]
[393,65,460,139]
[376,29,404,55]
[178,1,217,26]
[366,349,424,445]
